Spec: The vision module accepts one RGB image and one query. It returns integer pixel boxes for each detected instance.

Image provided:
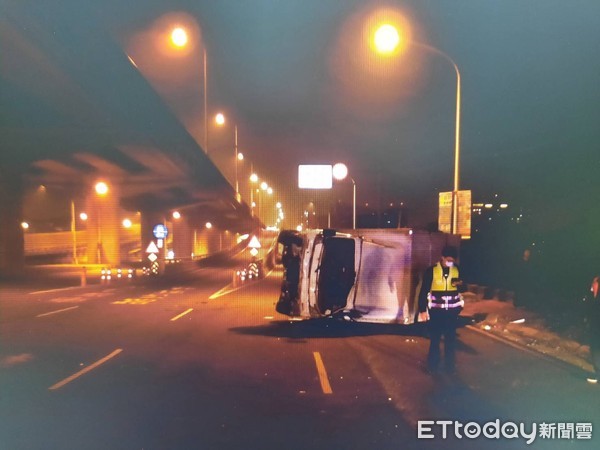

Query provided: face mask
[445,261,454,268]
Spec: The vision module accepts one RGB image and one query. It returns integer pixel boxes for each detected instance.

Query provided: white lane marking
[36,306,80,318]
[29,286,81,295]
[48,348,123,391]
[313,352,333,395]
[170,308,193,322]
[208,268,275,300]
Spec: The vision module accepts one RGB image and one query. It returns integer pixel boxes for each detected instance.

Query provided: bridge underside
[0,5,257,274]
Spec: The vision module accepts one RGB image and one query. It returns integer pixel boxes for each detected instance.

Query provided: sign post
[146,240,161,276]
[439,190,471,239]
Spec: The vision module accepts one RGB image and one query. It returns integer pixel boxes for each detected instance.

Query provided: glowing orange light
[95,182,109,196]
[374,24,400,54]
[171,27,188,47]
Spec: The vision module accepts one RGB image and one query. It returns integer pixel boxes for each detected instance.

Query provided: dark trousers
[428,308,461,371]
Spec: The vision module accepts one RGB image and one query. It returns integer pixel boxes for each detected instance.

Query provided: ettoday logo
[417,420,592,444]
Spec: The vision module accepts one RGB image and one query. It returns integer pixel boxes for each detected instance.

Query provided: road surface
[1,262,599,449]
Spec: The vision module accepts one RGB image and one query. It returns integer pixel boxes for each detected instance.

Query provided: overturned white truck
[276,228,460,324]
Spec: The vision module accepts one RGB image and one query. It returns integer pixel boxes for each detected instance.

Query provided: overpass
[0,3,258,275]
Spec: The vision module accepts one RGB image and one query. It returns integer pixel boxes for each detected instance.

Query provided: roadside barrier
[100,267,136,283]
[232,261,264,287]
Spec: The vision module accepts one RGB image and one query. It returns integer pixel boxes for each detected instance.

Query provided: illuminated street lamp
[215,113,242,202]
[249,172,259,216]
[93,181,111,263]
[374,24,400,54]
[372,22,462,234]
[170,27,188,47]
[95,181,109,196]
[172,211,181,220]
[169,25,208,153]
[333,162,356,230]
[122,218,133,229]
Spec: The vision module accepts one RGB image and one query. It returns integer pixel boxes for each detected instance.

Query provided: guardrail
[24,230,140,256]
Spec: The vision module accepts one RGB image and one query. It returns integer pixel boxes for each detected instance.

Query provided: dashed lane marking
[48,348,123,391]
[36,306,80,318]
[313,352,333,395]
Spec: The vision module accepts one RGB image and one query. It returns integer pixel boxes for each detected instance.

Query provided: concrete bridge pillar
[0,172,25,276]
[84,180,121,266]
[172,217,194,260]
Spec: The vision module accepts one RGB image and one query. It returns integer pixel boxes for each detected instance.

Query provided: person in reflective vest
[418,245,465,374]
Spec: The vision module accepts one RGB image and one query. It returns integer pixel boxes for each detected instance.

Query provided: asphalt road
[1,263,599,450]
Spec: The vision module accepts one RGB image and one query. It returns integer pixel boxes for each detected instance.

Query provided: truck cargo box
[276,229,459,324]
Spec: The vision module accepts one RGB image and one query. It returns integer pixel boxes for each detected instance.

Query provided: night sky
[2,0,600,233]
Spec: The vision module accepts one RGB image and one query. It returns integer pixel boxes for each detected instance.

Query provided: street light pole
[234,125,240,202]
[416,43,461,235]
[332,163,356,230]
[372,25,462,235]
[352,178,356,230]
[204,48,208,154]
[70,200,78,264]
[169,27,209,154]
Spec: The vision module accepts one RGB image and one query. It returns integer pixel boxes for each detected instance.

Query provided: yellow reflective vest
[431,262,459,293]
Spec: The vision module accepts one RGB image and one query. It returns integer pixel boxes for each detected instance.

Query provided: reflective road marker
[313,352,333,394]
[49,348,123,391]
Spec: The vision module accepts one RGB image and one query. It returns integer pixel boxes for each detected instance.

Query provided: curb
[464,324,593,377]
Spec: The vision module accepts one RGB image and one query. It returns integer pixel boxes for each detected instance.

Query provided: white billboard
[298,165,333,189]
